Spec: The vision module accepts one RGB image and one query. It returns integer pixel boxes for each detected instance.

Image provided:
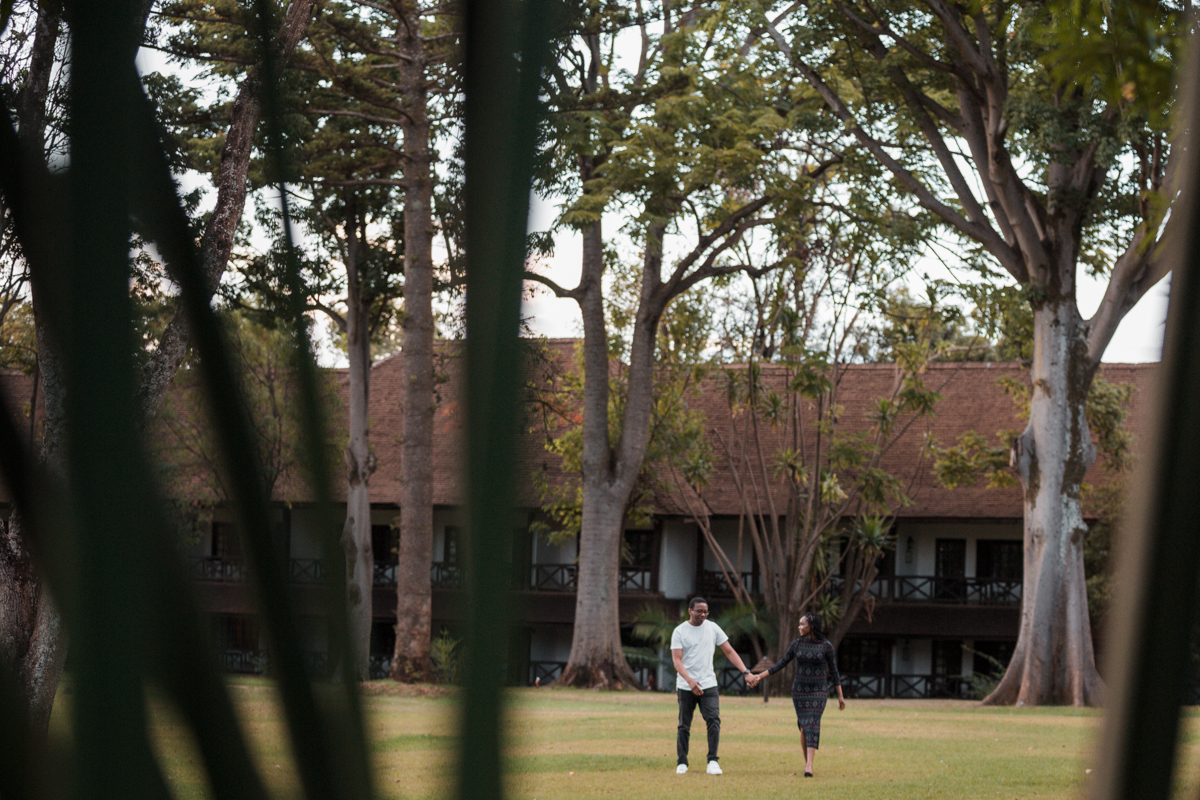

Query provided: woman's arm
[825,641,844,709]
[765,640,796,676]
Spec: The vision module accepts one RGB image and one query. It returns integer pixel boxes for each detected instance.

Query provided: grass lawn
[53,679,1200,799]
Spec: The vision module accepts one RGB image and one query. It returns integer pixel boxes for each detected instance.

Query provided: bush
[431,629,461,684]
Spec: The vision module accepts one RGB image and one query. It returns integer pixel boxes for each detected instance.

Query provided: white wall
[703,518,756,572]
[660,519,697,600]
[893,521,1022,577]
[892,638,931,675]
[530,532,576,565]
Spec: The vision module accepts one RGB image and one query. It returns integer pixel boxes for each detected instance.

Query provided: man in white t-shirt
[670,596,755,776]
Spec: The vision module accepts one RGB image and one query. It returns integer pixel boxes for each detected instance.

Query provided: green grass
[50,679,1200,799]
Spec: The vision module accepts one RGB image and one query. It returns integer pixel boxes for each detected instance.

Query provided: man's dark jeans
[676,687,720,765]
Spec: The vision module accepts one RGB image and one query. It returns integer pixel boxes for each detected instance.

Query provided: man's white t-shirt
[671,619,729,691]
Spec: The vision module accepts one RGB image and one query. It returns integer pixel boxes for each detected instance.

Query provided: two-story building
[2,344,1150,697]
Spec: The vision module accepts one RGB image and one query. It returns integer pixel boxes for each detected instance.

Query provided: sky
[520,195,1171,364]
[134,47,1169,368]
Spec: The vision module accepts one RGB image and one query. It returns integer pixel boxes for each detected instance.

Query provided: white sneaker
[706,761,722,775]
[676,764,688,774]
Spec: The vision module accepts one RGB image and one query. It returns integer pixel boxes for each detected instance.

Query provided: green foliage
[711,602,778,657]
[934,373,1134,490]
[1037,0,1183,128]
[430,629,461,685]
[0,301,36,374]
[933,430,1019,490]
[152,312,345,506]
[1086,376,1136,473]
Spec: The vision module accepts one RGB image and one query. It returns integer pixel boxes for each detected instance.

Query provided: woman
[750,613,845,777]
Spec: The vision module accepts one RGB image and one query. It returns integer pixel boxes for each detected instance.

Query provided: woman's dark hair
[802,612,825,639]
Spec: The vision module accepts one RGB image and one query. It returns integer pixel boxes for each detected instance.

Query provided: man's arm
[719,641,755,685]
[672,648,702,695]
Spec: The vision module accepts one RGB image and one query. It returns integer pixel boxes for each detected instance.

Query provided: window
[622,529,655,567]
[932,640,963,676]
[211,522,242,561]
[935,539,966,600]
[444,526,460,564]
[972,640,1015,678]
[372,524,398,565]
[935,539,966,578]
[838,638,891,674]
[976,539,1022,581]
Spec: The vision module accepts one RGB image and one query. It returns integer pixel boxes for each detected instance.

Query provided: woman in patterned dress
[749,613,845,777]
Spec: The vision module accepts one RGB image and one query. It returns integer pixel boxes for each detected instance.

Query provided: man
[670,596,755,775]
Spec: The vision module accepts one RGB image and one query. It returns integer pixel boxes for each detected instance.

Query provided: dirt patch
[360,681,454,699]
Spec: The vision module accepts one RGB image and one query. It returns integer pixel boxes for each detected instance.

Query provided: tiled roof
[662,360,1153,519]
[0,346,1156,521]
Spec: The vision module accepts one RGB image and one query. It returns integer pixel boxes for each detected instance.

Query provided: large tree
[528,1,841,687]
[292,0,458,682]
[170,0,459,679]
[671,209,954,665]
[757,0,1181,704]
[0,0,315,730]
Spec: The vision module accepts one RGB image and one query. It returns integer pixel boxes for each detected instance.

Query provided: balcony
[527,564,653,593]
[696,569,760,598]
[188,557,248,582]
[840,672,975,699]
[828,575,1021,606]
[189,557,655,594]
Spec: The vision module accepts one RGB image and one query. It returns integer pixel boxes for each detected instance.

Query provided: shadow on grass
[506,754,662,774]
[373,733,455,752]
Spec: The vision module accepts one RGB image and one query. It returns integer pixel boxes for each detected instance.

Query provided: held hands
[745,671,765,688]
[689,679,703,696]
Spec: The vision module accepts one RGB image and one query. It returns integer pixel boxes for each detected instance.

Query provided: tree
[757,0,1182,704]
[0,0,316,730]
[527,2,842,688]
[172,0,459,678]
[153,312,344,512]
[297,0,458,682]
[669,208,954,673]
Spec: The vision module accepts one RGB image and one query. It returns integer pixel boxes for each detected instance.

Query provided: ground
[49,678,1200,799]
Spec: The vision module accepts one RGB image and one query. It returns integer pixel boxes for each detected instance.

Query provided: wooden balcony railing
[291,559,326,583]
[530,563,576,591]
[374,562,397,586]
[827,575,1022,605]
[187,557,248,582]
[188,557,654,594]
[840,672,975,699]
[697,569,760,598]
[527,564,652,593]
[431,561,463,589]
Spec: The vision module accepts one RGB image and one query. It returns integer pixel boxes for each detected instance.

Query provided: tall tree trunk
[342,194,376,681]
[391,0,435,682]
[558,220,655,689]
[0,0,316,729]
[1,1,68,735]
[984,299,1103,706]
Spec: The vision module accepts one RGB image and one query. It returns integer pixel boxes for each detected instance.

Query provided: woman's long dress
[767,637,841,749]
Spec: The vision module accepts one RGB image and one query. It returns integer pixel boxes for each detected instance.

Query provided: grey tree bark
[342,194,376,681]
[989,300,1103,705]
[767,1,1171,704]
[390,0,436,682]
[556,219,642,688]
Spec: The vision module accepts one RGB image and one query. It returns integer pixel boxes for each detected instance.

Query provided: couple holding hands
[669,597,846,778]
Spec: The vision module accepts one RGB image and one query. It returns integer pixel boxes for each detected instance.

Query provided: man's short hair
[689,596,708,610]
